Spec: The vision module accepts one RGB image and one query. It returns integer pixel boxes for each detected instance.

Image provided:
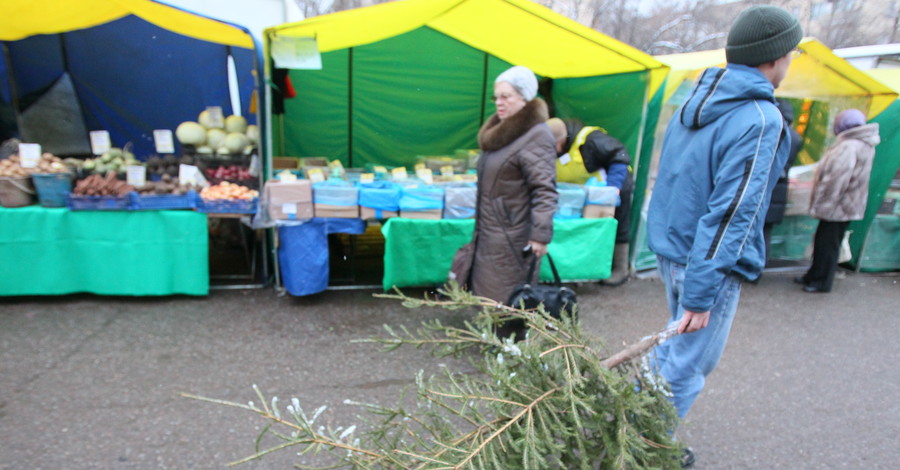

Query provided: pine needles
[182,282,683,469]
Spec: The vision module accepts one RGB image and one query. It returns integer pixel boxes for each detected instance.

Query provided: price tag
[249,154,260,177]
[206,106,224,128]
[373,166,388,174]
[391,167,408,181]
[307,168,325,183]
[89,131,111,155]
[18,143,41,168]
[178,164,207,187]
[440,165,455,176]
[558,152,572,165]
[360,173,375,184]
[126,165,146,186]
[416,168,433,185]
[282,203,298,219]
[153,130,175,154]
[414,163,426,171]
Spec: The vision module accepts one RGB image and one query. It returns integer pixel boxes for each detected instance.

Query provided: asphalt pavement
[1,268,898,469]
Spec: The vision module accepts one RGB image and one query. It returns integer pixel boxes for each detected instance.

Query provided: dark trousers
[614,175,634,244]
[802,220,849,292]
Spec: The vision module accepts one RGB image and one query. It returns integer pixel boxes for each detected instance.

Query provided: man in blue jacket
[647,5,802,467]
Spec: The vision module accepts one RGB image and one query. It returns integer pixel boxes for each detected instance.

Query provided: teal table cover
[382,218,617,290]
[0,206,209,296]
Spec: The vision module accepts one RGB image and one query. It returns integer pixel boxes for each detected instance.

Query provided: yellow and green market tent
[656,38,897,120]
[851,68,900,271]
[264,0,668,173]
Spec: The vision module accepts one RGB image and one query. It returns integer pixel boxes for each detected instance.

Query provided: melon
[175,121,207,146]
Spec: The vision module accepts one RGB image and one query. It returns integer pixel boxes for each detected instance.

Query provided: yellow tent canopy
[268,0,668,97]
[656,38,898,119]
[867,68,900,93]
[2,0,253,48]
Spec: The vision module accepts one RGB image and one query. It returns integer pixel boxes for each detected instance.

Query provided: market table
[0,206,209,296]
[381,217,618,290]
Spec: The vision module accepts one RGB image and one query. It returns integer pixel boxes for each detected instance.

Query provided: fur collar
[478,98,549,151]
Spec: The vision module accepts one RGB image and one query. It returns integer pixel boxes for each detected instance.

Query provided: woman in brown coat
[451,65,558,304]
[796,109,880,293]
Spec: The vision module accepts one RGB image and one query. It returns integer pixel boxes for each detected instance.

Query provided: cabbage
[224,115,248,134]
[175,122,206,146]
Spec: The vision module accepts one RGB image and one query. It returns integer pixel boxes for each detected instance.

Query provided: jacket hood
[679,64,775,129]
[837,122,880,147]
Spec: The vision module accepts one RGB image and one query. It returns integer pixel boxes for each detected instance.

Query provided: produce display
[200,181,258,201]
[72,172,135,197]
[204,164,255,186]
[145,154,197,179]
[0,153,70,177]
[77,147,140,177]
[176,111,258,157]
[133,174,198,195]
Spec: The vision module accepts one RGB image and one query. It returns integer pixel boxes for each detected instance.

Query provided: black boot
[600,243,630,287]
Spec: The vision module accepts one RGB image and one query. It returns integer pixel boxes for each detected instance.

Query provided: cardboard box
[399,209,442,220]
[272,157,300,170]
[583,204,616,218]
[360,206,398,220]
[315,203,359,219]
[265,180,313,220]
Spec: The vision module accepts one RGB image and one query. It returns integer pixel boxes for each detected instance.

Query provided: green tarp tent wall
[851,68,900,271]
[264,0,668,243]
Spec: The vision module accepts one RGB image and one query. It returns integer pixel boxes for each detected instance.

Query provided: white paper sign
[271,36,322,70]
[90,131,111,155]
[307,168,325,184]
[126,165,146,186]
[249,153,260,177]
[18,143,41,168]
[282,203,298,218]
[178,164,208,187]
[416,168,433,185]
[153,130,175,154]
[206,106,224,128]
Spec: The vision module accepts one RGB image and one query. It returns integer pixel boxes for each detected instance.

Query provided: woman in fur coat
[796,109,880,293]
[450,65,558,305]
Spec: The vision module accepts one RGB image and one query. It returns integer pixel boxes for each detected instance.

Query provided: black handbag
[507,253,577,321]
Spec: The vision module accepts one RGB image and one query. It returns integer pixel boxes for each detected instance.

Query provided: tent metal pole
[347,47,354,168]
[479,52,488,127]
[2,42,21,115]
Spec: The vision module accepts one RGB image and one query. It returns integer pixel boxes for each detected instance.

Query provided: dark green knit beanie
[726,5,803,66]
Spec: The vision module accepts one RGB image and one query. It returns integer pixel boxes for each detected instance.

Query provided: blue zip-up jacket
[648,64,789,312]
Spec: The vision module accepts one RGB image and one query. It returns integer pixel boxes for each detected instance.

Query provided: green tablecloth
[381,218,617,290]
[0,206,209,296]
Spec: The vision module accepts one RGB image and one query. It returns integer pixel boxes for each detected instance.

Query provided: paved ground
[1,268,898,469]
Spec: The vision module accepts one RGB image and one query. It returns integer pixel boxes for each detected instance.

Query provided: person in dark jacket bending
[546,118,633,286]
[762,99,803,266]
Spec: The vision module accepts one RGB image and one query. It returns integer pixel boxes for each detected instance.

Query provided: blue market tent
[0,0,261,158]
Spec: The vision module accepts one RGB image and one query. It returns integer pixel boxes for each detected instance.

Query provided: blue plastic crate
[129,191,198,210]
[197,197,258,214]
[66,194,131,211]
